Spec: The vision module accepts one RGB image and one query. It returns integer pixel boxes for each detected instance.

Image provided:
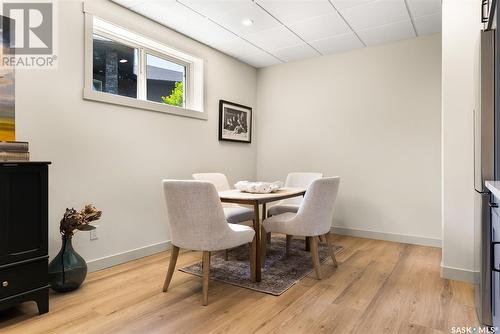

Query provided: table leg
[253,202,261,282]
[263,204,271,244]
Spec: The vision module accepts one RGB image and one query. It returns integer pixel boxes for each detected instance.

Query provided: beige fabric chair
[192,173,255,224]
[162,180,256,305]
[263,177,340,279]
[268,172,323,216]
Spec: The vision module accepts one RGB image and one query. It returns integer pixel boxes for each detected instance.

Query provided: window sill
[83,88,207,120]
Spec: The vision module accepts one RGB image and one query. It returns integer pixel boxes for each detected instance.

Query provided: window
[84,14,205,120]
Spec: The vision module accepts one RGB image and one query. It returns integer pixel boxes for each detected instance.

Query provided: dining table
[218,187,306,282]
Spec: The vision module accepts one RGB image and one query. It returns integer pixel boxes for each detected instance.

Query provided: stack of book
[0,141,29,161]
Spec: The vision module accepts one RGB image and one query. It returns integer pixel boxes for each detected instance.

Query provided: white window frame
[83,14,206,120]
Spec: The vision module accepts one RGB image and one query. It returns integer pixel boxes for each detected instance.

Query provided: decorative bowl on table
[234,181,283,194]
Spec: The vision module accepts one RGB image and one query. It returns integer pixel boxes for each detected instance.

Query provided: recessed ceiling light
[119,59,128,63]
[241,18,254,26]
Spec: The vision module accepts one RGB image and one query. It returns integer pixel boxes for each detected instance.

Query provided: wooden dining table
[218,187,306,282]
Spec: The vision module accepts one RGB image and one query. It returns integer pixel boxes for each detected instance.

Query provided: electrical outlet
[90,225,99,240]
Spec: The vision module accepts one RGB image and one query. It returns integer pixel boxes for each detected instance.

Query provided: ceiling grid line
[176,0,285,64]
[175,0,239,39]
[403,0,419,36]
[253,1,323,56]
[326,0,367,47]
[113,0,442,68]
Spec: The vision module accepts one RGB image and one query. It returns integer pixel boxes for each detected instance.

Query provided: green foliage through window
[161,82,184,107]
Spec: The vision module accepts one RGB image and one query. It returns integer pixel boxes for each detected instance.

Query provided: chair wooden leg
[325,233,338,268]
[318,235,326,243]
[250,237,257,282]
[310,236,321,280]
[224,249,229,261]
[286,235,293,256]
[202,251,210,306]
[162,245,180,292]
[260,225,267,266]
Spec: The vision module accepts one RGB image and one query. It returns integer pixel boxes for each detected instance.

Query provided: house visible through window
[84,15,205,119]
[146,54,186,107]
[92,34,138,98]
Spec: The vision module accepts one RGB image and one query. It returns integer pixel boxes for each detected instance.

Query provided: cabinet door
[0,165,48,265]
[492,205,500,327]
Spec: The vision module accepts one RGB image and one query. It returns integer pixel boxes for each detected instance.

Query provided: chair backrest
[192,173,231,191]
[296,177,340,236]
[162,180,231,250]
[283,172,323,205]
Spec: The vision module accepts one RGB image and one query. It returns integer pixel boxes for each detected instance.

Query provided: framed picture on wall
[218,100,252,143]
[0,16,15,141]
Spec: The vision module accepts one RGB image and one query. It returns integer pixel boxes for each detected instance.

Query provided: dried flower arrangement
[60,204,102,237]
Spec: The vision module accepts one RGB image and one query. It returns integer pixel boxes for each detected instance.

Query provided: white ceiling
[111,0,442,68]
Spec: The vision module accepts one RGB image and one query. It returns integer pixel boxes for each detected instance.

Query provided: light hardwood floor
[0,236,479,334]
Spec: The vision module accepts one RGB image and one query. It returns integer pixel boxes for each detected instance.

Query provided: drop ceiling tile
[237,50,282,68]
[130,1,203,31]
[329,0,375,10]
[340,0,409,30]
[212,2,281,35]
[255,0,335,25]
[125,1,240,49]
[357,19,416,46]
[212,37,264,57]
[175,18,237,46]
[310,32,364,55]
[289,12,351,42]
[244,25,302,51]
[272,43,320,62]
[414,12,441,36]
[112,0,148,8]
[406,0,441,18]
[177,0,250,19]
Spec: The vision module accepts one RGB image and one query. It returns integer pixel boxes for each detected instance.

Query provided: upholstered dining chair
[192,173,255,224]
[162,180,256,305]
[262,177,340,280]
[267,172,323,216]
[265,172,322,247]
[192,173,255,260]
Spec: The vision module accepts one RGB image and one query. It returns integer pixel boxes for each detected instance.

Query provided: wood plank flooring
[0,236,479,334]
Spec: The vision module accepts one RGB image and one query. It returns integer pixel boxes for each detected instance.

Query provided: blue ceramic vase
[48,235,87,292]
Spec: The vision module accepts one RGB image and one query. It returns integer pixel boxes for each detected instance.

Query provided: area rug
[179,237,342,296]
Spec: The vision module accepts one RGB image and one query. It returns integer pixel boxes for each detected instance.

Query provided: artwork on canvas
[0,16,14,141]
[218,100,252,143]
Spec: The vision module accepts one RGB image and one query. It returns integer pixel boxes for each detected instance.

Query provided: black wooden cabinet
[0,162,50,314]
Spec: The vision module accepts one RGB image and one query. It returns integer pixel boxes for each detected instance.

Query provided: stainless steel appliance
[475,1,497,325]
[475,29,495,326]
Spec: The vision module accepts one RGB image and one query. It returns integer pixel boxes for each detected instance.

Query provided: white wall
[256,34,442,246]
[441,0,482,282]
[15,0,258,268]
[14,0,453,275]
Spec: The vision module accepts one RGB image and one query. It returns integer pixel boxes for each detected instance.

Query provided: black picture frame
[218,100,252,143]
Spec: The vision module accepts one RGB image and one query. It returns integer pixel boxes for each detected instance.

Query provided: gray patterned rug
[179,237,342,296]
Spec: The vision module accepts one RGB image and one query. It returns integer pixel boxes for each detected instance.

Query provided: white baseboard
[85,227,441,273]
[441,264,479,284]
[86,240,172,273]
[331,226,442,248]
